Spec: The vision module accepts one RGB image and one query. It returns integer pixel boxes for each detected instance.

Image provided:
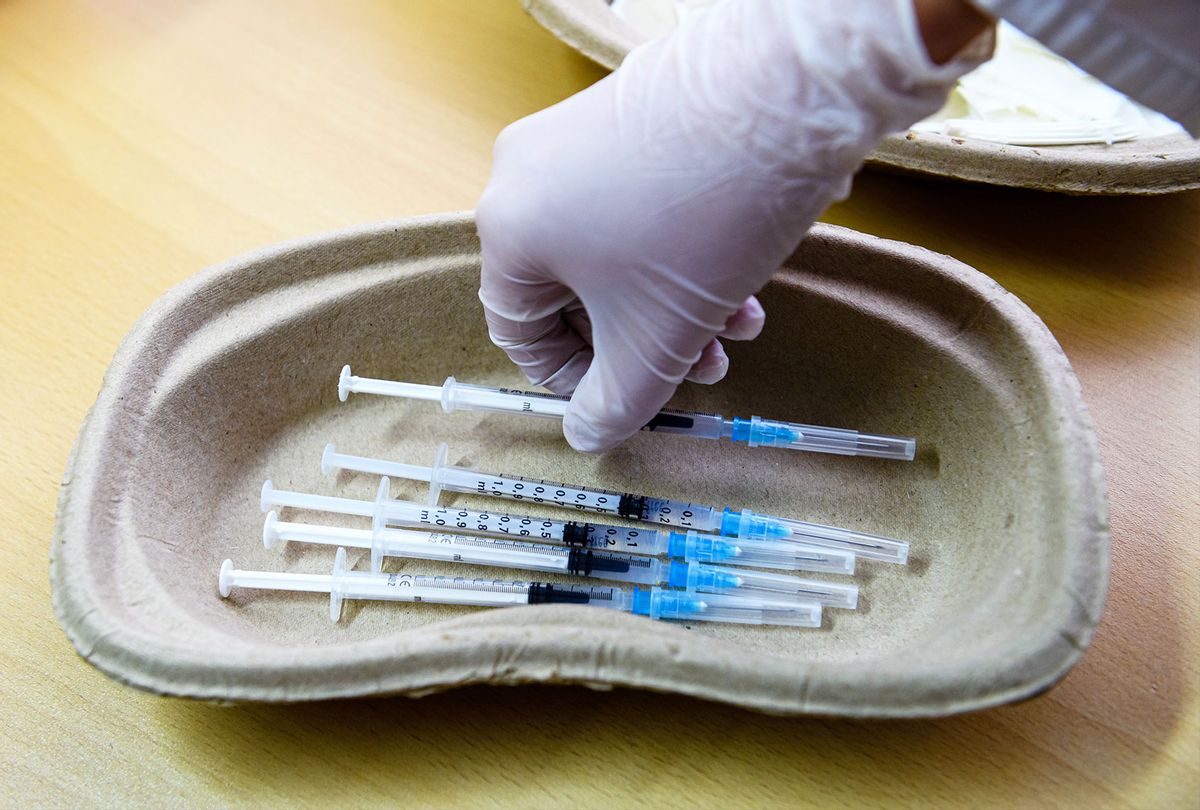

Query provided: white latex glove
[477,0,991,452]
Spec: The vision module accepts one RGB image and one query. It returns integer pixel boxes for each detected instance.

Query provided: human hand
[478,0,991,452]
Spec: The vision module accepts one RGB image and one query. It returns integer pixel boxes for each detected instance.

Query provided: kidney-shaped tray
[522,0,1200,195]
[52,213,1108,716]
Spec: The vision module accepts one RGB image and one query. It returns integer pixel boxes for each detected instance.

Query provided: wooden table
[2,1,1196,806]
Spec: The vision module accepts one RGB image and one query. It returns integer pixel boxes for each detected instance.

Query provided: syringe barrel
[221,560,541,607]
[614,496,720,530]
[386,502,567,541]
[433,456,721,530]
[467,471,626,513]
[442,378,568,419]
[441,380,728,443]
[581,553,662,585]
[572,522,669,555]
[382,525,661,584]
[640,410,726,439]
[525,582,629,610]
[380,500,670,556]
[377,531,571,575]
[339,572,534,607]
[456,470,720,531]
[360,479,647,579]
[436,465,494,496]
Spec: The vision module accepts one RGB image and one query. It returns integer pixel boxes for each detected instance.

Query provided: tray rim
[50,213,1109,716]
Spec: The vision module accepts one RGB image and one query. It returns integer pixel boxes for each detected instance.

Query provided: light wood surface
[2,1,1196,806]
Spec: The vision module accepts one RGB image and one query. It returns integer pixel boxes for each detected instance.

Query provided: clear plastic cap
[668,561,857,609]
[667,531,854,575]
[631,587,821,627]
[771,515,909,565]
[729,416,915,460]
[721,508,908,565]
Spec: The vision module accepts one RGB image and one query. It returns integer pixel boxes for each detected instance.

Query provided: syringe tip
[218,560,234,598]
[337,365,352,403]
[320,442,337,476]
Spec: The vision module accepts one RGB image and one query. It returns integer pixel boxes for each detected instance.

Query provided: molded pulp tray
[52,213,1109,716]
[522,0,1200,195]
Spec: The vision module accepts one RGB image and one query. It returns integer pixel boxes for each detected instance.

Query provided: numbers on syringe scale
[657,507,695,524]
[476,476,615,514]
[388,572,528,595]
[649,501,697,528]
[583,523,641,549]
[485,514,557,540]
[419,507,555,539]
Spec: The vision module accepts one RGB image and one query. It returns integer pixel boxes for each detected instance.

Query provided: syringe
[219,547,823,626]
[260,478,855,575]
[321,443,909,564]
[338,367,916,461]
[262,509,858,608]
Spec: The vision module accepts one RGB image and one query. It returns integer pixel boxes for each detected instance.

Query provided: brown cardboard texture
[51,214,1108,716]
[522,0,1200,195]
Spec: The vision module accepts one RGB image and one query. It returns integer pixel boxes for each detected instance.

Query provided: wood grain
[1,0,1196,806]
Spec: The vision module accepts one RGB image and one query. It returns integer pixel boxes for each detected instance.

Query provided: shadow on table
[825,173,1200,355]
[157,539,1184,806]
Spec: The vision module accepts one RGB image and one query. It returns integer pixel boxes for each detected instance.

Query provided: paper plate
[522,0,1200,195]
[51,213,1108,715]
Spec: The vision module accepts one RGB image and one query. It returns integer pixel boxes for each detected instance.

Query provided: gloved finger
[483,305,594,394]
[684,338,729,385]
[719,296,765,341]
[563,328,694,453]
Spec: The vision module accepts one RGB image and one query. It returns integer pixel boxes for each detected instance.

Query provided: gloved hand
[477,0,991,452]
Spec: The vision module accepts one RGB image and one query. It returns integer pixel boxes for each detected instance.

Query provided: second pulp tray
[51,213,1108,716]
[521,0,1200,195]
